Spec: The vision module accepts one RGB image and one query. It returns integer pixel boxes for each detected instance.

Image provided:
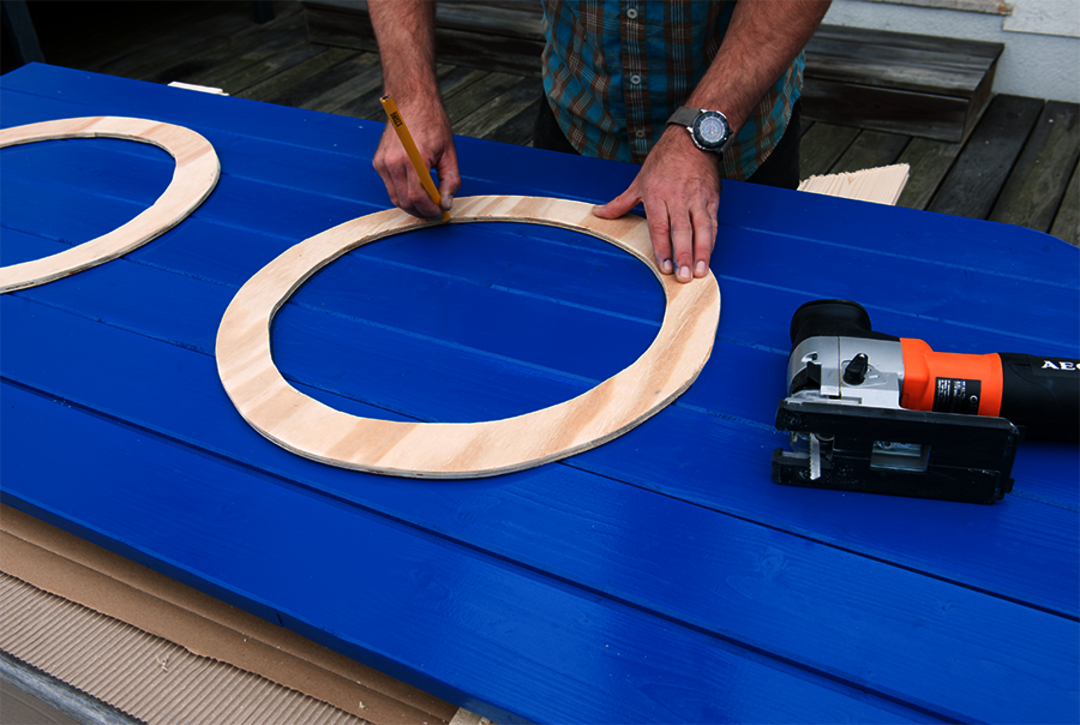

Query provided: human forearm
[686,0,831,133]
[595,0,832,282]
[369,0,440,101]
[369,0,459,219]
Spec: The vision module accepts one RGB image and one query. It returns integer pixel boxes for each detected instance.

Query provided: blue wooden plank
[0,149,173,267]
[2,294,1078,725]
[4,73,1075,363]
[6,118,1071,373]
[1,380,948,725]
[3,64,1079,724]
[2,79,1071,492]
[2,73,1080,622]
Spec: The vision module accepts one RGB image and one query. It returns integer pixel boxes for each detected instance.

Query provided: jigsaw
[772,299,1078,503]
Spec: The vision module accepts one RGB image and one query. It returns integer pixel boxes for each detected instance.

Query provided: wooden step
[802,25,1002,143]
[302,1,1002,144]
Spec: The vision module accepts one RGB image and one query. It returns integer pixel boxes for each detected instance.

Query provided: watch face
[698,116,726,143]
[692,111,731,152]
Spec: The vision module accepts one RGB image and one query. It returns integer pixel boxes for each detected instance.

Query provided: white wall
[823,0,1080,102]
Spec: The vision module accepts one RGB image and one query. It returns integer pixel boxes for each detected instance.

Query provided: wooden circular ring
[216,196,721,478]
[0,116,220,293]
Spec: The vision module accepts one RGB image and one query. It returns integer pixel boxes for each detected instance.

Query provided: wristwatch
[666,106,734,155]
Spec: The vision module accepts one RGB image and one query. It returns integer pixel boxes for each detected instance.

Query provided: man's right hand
[373,101,460,220]
[369,0,459,220]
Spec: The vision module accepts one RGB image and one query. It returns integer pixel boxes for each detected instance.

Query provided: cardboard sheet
[0,505,460,725]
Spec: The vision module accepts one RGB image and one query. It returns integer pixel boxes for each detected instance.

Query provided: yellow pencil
[380,95,450,222]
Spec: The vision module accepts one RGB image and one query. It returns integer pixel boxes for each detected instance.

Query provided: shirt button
[627,7,638,19]
[630,74,641,85]
[634,129,646,138]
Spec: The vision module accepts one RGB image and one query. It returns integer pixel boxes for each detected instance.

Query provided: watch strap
[666,106,701,128]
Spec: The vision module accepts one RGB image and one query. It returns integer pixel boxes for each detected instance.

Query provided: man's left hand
[593,127,721,283]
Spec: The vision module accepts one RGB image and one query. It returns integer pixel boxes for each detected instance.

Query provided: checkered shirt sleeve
[540,0,802,181]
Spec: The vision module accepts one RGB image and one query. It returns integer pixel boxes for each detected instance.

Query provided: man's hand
[369,0,459,220]
[373,101,460,220]
[594,126,721,283]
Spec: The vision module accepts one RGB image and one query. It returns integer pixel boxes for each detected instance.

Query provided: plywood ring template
[0,116,220,293]
[216,196,721,478]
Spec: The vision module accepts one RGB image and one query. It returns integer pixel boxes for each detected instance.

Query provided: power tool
[772,299,1079,504]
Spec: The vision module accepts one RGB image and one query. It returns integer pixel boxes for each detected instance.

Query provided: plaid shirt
[540,0,803,181]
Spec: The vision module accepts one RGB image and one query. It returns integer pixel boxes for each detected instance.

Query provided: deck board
[895,136,964,211]
[928,94,1045,219]
[823,128,911,175]
[798,122,861,177]
[989,100,1080,232]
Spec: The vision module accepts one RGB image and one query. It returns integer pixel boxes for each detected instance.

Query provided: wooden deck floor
[11,0,1079,245]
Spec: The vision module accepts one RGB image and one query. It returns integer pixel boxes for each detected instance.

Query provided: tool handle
[789,299,897,346]
[901,340,1078,441]
[999,353,1079,441]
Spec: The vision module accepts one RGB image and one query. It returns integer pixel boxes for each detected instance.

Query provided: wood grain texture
[928,95,1044,219]
[798,164,910,205]
[0,116,219,293]
[798,122,860,177]
[828,130,911,174]
[216,196,720,478]
[801,80,971,143]
[895,136,963,210]
[989,101,1080,232]
[1051,158,1080,246]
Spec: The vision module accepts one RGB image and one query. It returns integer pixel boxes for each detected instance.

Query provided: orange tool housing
[899,338,1004,417]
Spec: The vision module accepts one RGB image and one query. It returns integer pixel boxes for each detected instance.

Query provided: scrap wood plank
[989,100,1080,233]
[799,164,910,205]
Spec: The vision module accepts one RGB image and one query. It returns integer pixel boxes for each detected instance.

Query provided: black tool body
[772,300,1079,503]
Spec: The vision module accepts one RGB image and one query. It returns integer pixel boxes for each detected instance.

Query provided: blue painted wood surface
[1,64,1077,724]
